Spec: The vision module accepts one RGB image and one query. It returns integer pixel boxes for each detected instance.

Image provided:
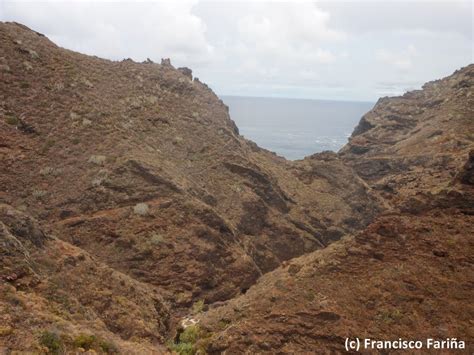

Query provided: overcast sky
[1,0,472,101]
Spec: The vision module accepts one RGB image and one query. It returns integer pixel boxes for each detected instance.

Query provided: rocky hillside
[340,66,474,207]
[0,204,169,353]
[197,65,474,353]
[0,21,473,354]
[0,22,382,352]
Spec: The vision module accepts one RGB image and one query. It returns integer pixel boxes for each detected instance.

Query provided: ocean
[222,96,374,160]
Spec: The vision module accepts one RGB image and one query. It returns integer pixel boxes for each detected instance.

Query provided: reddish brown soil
[0,22,473,354]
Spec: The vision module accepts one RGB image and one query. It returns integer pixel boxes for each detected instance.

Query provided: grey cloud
[319,0,472,39]
[1,0,472,101]
[2,1,213,66]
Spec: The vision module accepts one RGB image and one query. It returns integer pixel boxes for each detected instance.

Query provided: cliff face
[339,65,474,207]
[0,21,472,354]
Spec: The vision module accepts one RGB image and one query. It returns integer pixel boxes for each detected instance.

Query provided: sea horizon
[221,94,375,105]
[221,95,375,160]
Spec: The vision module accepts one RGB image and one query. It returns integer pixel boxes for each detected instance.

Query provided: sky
[1,0,472,101]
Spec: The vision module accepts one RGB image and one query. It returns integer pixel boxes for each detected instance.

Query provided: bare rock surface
[339,65,474,207]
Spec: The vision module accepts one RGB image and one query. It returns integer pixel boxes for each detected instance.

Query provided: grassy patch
[149,233,164,245]
[38,331,118,354]
[376,309,403,324]
[0,326,13,336]
[73,334,97,350]
[32,189,47,199]
[98,339,119,354]
[4,293,26,308]
[192,300,205,314]
[133,202,149,216]
[217,319,231,330]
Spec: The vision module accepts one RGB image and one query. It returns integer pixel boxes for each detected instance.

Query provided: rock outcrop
[339,66,474,207]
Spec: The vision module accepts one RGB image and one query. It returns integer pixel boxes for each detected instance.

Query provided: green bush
[179,326,200,344]
[169,325,201,355]
[39,331,62,354]
[169,341,194,355]
[72,333,118,354]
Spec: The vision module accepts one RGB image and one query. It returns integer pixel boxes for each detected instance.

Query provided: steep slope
[339,65,474,207]
[197,66,474,352]
[0,22,382,311]
[199,205,474,353]
[0,204,169,353]
[0,22,383,352]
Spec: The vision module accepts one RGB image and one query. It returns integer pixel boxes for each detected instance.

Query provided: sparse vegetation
[376,309,403,324]
[217,319,231,330]
[73,334,97,350]
[4,292,26,308]
[5,115,18,125]
[32,189,47,199]
[149,232,164,245]
[70,112,80,120]
[0,326,13,336]
[176,292,190,304]
[0,20,472,355]
[98,339,119,354]
[41,138,55,154]
[40,167,54,176]
[133,202,149,216]
[88,155,107,165]
[192,299,205,314]
[91,177,104,187]
[173,136,183,145]
[39,331,63,354]
[169,325,204,355]
[38,331,118,354]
